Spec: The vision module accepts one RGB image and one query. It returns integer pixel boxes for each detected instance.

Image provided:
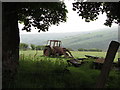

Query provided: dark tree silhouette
[2,2,67,88]
[18,2,67,32]
[72,2,120,88]
[72,2,120,27]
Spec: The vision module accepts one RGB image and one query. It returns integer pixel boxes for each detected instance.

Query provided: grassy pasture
[19,50,119,62]
[8,50,120,88]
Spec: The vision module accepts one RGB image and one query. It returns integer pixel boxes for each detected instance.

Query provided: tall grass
[8,50,120,88]
[20,50,119,62]
[71,51,118,62]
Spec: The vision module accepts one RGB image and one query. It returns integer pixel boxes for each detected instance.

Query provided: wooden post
[95,41,120,88]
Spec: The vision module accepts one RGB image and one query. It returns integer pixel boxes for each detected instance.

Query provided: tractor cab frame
[43,40,73,58]
[47,40,62,47]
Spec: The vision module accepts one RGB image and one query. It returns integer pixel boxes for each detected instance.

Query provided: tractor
[43,40,74,58]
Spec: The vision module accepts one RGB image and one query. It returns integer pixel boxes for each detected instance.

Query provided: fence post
[95,41,120,88]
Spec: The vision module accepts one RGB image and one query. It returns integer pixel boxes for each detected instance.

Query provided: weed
[8,50,120,88]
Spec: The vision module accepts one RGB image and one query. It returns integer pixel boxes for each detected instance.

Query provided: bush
[30,44,36,50]
[10,54,119,88]
[67,48,74,51]
[30,44,45,50]
[78,48,85,51]
[78,48,102,52]
[88,48,102,52]
[19,43,29,50]
[106,71,120,88]
[36,45,45,50]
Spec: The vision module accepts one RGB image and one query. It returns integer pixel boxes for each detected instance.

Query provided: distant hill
[62,27,118,51]
[20,26,118,51]
[20,32,85,45]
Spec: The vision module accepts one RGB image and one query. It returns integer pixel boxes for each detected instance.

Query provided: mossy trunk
[2,3,20,88]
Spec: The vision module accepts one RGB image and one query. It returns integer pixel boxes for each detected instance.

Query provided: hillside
[20,32,86,45]
[62,27,118,51]
[20,26,118,51]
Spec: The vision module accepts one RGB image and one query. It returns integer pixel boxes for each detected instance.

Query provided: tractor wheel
[44,47,52,56]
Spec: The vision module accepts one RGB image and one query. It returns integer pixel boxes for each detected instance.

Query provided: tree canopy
[6,2,68,32]
[2,2,68,87]
[72,2,120,27]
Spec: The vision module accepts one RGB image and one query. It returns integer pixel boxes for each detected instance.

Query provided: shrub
[78,48,102,52]
[10,53,119,88]
[30,44,36,50]
[36,45,45,50]
[19,43,29,50]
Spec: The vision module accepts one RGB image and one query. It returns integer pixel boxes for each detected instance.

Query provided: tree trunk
[2,3,20,88]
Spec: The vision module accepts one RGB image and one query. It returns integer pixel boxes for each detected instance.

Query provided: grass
[8,50,120,88]
[20,50,119,62]
[13,56,100,88]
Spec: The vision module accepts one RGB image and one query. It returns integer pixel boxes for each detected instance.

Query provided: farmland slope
[20,26,118,51]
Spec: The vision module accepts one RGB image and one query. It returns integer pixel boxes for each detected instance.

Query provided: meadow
[19,50,119,62]
[9,50,120,88]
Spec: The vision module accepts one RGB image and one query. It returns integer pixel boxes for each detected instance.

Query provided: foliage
[36,45,45,50]
[72,2,120,27]
[19,50,118,62]
[10,54,99,88]
[78,48,85,51]
[78,48,102,52]
[21,43,45,50]
[17,2,68,32]
[67,48,74,51]
[30,44,45,50]
[20,28,118,51]
[30,44,36,50]
[8,51,120,88]
[106,71,120,88]
[89,48,102,52]
[19,43,29,50]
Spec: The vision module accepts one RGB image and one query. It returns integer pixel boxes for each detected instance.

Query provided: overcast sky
[19,1,118,34]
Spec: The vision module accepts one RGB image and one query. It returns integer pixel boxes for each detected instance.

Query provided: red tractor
[43,40,73,58]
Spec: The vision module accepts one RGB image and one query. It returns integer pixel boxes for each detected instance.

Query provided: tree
[67,48,74,51]
[88,48,102,52]
[19,43,29,50]
[36,45,43,50]
[2,2,67,88]
[78,48,85,51]
[72,2,120,27]
[30,44,36,50]
[18,2,68,32]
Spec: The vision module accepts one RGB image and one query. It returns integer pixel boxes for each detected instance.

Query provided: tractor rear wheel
[44,47,52,56]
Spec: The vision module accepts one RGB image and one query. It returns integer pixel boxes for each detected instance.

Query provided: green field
[20,27,118,51]
[8,50,120,88]
[19,50,119,62]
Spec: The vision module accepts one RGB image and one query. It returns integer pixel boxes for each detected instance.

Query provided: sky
[19,1,118,34]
